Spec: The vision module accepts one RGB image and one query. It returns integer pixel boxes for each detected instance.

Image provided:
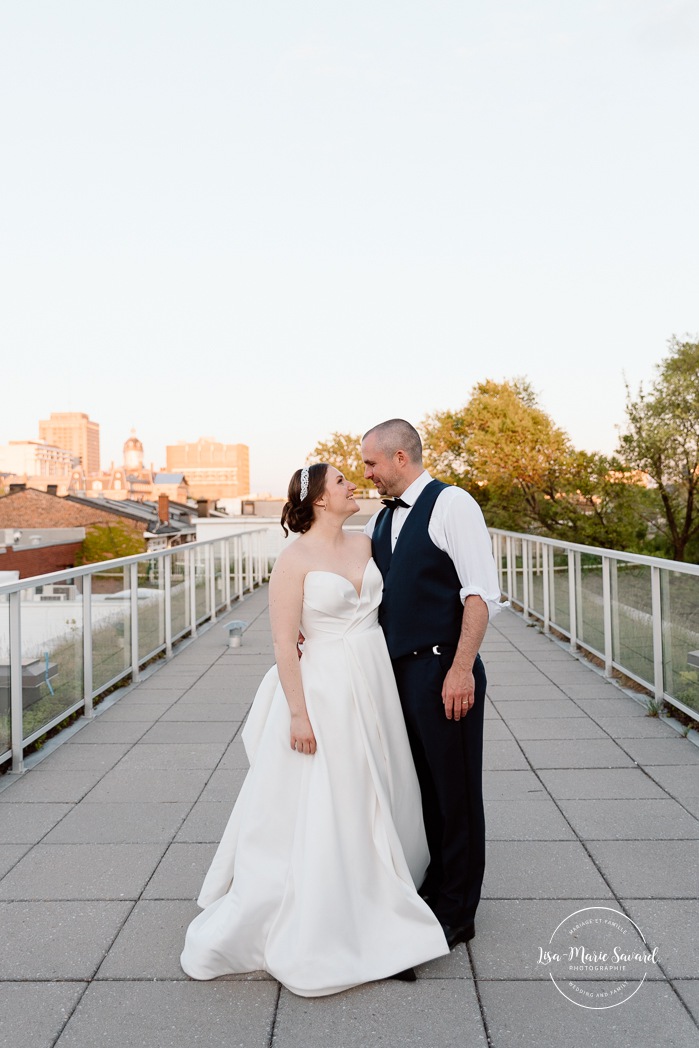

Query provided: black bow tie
[381,497,410,509]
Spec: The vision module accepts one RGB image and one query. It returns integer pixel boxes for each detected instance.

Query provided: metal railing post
[235,537,243,601]
[602,556,613,678]
[9,591,24,775]
[208,544,217,623]
[164,554,173,657]
[651,565,664,701]
[610,558,620,666]
[130,562,140,683]
[222,540,231,610]
[492,533,500,589]
[522,539,530,620]
[568,549,577,651]
[506,535,514,600]
[575,548,583,646]
[248,536,254,595]
[83,575,94,718]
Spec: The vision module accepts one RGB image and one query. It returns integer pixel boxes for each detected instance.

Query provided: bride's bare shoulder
[271,538,313,580]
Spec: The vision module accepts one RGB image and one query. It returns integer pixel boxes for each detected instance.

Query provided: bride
[180,462,449,996]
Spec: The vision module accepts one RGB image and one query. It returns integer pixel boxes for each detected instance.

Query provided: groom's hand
[442,663,475,721]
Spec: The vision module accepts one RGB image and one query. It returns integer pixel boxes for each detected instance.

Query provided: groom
[362,419,504,948]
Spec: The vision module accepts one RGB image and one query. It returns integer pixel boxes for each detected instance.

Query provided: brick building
[166,438,249,501]
[38,412,100,474]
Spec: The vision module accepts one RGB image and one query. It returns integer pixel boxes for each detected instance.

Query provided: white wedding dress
[180,558,448,996]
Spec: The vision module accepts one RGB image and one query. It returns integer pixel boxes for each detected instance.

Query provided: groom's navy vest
[372,479,463,660]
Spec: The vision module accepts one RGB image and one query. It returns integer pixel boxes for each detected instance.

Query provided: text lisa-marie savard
[537,946,659,967]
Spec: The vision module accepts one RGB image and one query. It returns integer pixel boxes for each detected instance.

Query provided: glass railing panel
[136,556,166,662]
[20,578,84,740]
[610,561,653,685]
[170,548,189,639]
[91,564,132,692]
[194,547,209,622]
[548,546,570,633]
[661,569,699,715]
[577,553,605,655]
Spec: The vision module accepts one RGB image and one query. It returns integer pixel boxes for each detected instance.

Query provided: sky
[1,0,697,495]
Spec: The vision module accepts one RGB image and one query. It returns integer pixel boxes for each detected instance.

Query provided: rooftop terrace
[0,590,698,1048]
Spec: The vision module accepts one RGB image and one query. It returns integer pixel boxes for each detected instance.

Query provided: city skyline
[0,419,251,501]
[2,2,697,496]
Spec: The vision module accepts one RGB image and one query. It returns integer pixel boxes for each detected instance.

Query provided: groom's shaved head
[362,419,423,464]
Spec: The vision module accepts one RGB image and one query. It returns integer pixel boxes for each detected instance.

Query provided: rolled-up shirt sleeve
[431,488,508,619]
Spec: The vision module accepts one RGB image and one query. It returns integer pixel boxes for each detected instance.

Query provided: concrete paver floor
[1,587,697,1048]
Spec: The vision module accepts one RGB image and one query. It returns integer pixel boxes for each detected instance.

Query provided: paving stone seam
[3,973,690,985]
[465,941,494,1047]
[44,899,138,1047]
[478,892,697,900]
[267,983,283,1048]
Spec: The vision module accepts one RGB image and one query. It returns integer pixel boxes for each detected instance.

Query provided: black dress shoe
[442,923,475,949]
[389,967,417,982]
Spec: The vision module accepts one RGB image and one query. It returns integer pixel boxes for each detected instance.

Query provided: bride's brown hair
[280,463,330,537]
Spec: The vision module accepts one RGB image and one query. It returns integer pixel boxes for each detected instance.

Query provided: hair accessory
[300,466,310,501]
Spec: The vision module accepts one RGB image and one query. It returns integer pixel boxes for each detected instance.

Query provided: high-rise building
[166,438,250,500]
[39,412,100,474]
[0,441,76,478]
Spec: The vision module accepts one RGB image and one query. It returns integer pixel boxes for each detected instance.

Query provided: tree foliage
[77,522,146,565]
[307,432,369,489]
[619,336,699,561]
[422,379,651,549]
[308,338,699,559]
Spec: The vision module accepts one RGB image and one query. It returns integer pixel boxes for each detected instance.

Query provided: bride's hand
[290,714,317,755]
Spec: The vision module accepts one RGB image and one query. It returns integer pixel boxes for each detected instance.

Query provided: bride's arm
[268,555,317,756]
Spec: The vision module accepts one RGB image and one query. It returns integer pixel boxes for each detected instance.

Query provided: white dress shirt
[364,471,507,620]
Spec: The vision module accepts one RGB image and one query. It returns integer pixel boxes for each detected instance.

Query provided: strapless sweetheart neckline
[304,558,374,599]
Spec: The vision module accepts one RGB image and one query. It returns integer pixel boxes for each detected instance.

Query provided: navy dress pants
[392,650,487,928]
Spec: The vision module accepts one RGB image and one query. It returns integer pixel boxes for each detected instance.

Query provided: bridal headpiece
[299,466,310,501]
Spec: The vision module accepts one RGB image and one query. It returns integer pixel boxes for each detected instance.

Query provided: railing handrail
[0,528,270,595]
[0,527,276,775]
[489,527,699,724]
[487,528,699,576]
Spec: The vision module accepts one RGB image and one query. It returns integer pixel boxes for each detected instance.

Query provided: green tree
[77,521,146,564]
[307,432,369,489]
[549,450,653,551]
[619,336,699,561]
[421,378,652,549]
[422,378,573,531]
